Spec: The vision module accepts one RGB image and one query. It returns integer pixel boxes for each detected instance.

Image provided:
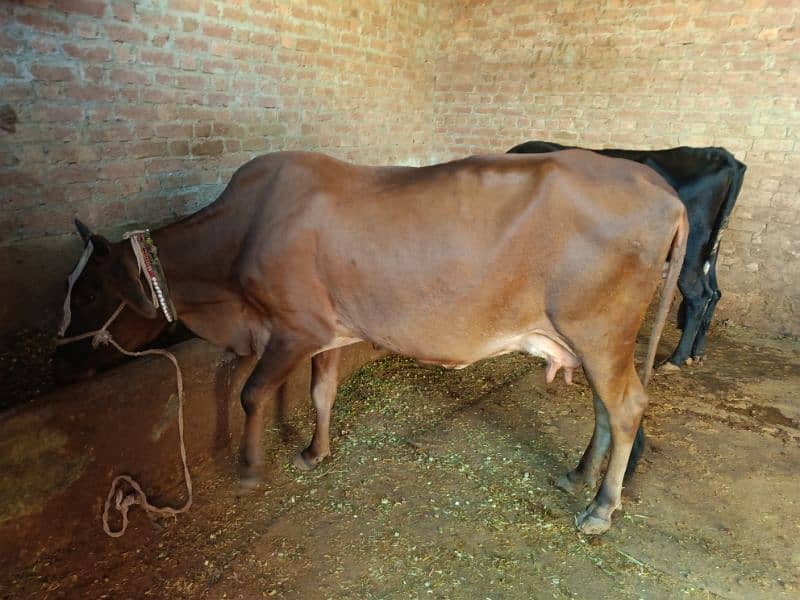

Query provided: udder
[524,333,581,384]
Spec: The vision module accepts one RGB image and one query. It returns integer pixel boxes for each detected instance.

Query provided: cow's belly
[375,328,581,385]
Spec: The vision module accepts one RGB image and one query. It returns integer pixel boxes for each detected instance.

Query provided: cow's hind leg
[666,274,711,368]
[240,335,315,488]
[690,262,721,362]
[557,392,646,495]
[557,393,611,494]
[293,348,342,471]
[577,363,648,535]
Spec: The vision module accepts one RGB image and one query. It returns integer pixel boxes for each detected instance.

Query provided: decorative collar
[125,230,176,322]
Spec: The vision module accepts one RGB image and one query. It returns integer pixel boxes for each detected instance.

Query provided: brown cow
[56,150,687,534]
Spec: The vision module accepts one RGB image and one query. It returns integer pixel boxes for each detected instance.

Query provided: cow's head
[53,220,170,383]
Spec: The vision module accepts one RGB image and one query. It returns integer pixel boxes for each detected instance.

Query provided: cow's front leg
[576,368,647,535]
[240,335,314,488]
[293,348,342,471]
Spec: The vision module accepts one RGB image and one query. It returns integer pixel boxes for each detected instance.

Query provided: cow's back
[236,150,683,364]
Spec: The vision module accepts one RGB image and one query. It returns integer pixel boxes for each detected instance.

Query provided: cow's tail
[709,153,747,253]
[624,209,688,484]
[642,208,689,387]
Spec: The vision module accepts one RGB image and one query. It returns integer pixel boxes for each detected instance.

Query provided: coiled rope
[57,235,192,537]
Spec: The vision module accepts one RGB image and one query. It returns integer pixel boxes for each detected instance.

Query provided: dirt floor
[2,322,799,599]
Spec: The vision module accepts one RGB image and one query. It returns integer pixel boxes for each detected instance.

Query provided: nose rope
[98,339,192,538]
[57,236,192,538]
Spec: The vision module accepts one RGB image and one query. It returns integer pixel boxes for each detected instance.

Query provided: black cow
[508,141,746,369]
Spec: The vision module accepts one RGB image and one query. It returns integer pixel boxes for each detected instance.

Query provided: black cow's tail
[642,209,689,387]
[709,152,747,256]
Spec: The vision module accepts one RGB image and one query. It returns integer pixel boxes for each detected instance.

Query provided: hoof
[691,355,705,365]
[292,450,329,472]
[657,361,681,374]
[576,509,612,535]
[556,471,588,495]
[238,469,262,493]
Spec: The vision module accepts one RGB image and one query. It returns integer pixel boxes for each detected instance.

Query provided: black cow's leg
[293,348,342,471]
[240,335,315,487]
[666,278,708,368]
[557,393,610,494]
[690,261,721,361]
[577,363,647,535]
[691,290,720,360]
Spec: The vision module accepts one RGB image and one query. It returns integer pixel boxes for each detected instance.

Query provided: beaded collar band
[125,229,176,323]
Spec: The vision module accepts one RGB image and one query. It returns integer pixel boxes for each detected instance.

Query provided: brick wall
[1,0,798,337]
[1,0,436,242]
[432,0,799,336]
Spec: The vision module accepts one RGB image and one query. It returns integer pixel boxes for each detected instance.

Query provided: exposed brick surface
[430,0,799,336]
[1,0,436,251]
[0,0,797,334]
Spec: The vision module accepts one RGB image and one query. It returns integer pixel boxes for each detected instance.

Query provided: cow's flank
[508,141,746,369]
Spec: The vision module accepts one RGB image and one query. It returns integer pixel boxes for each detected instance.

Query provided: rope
[58,302,193,537]
[99,339,192,537]
[58,232,192,538]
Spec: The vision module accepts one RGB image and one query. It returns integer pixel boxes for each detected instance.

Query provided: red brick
[191,140,224,156]
[140,49,176,68]
[88,124,133,143]
[16,13,69,35]
[182,17,199,32]
[53,164,99,183]
[154,123,193,138]
[109,68,149,85]
[145,158,187,173]
[0,60,17,76]
[16,205,76,237]
[31,105,84,123]
[104,24,148,43]
[116,105,158,121]
[74,20,99,38]
[175,74,206,90]
[63,83,116,102]
[30,64,76,81]
[194,123,212,138]
[0,31,19,50]
[206,92,235,106]
[53,0,106,17]
[99,161,145,180]
[202,23,233,39]
[222,7,249,22]
[168,0,197,11]
[168,141,190,156]
[141,87,176,103]
[112,0,135,21]
[174,35,209,53]
[129,141,167,159]
[63,43,112,61]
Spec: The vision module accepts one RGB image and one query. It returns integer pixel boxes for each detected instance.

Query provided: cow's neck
[145,207,258,355]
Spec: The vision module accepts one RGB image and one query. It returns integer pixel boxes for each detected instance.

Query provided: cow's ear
[89,234,112,261]
[111,254,159,319]
[75,219,93,245]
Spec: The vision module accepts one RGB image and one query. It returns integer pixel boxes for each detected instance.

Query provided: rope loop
[58,232,192,538]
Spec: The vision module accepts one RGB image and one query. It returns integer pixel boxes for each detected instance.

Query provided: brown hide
[59,150,688,534]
